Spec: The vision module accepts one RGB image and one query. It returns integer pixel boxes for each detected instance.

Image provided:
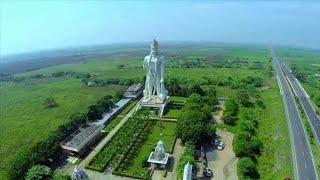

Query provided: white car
[217,141,225,150]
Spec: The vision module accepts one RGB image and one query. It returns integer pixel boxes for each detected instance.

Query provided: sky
[1,0,320,56]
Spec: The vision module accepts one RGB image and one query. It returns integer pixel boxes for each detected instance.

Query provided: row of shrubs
[86,110,150,172]
[7,95,115,180]
[113,120,155,178]
[82,75,142,87]
[0,71,90,82]
[165,76,264,98]
[223,89,263,179]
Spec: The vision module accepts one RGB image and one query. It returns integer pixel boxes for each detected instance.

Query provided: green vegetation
[0,44,297,179]
[25,165,52,180]
[87,110,150,172]
[176,92,218,145]
[116,121,176,178]
[176,144,195,180]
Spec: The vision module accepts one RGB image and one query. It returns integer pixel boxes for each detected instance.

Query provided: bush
[238,157,259,179]
[25,165,52,180]
[223,97,239,125]
[52,172,71,180]
[44,97,58,108]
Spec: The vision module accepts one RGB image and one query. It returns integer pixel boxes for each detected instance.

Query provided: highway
[271,50,318,180]
[280,62,320,147]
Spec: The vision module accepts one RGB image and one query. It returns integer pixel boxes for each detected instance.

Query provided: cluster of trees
[82,75,141,87]
[291,65,308,83]
[223,88,263,179]
[176,86,218,145]
[249,61,264,70]
[87,95,114,121]
[234,109,262,179]
[166,78,211,97]
[25,165,71,180]
[8,95,114,179]
[231,76,264,89]
[167,57,247,69]
[223,98,239,125]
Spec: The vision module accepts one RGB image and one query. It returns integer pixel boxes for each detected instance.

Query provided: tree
[189,84,205,96]
[223,97,239,125]
[238,157,259,179]
[25,165,52,180]
[115,89,124,101]
[44,97,58,108]
[237,89,253,107]
[87,104,104,121]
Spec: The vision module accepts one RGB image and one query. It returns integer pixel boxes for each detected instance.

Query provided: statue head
[151,38,158,57]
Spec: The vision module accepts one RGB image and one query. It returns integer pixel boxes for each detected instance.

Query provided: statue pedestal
[139,95,169,117]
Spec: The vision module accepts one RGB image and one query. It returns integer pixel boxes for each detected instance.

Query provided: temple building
[147,140,170,168]
[139,39,169,117]
[124,83,143,99]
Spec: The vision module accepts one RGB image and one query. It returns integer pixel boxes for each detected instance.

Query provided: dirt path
[205,129,238,180]
[213,103,225,124]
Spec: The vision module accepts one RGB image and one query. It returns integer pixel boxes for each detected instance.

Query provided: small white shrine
[183,161,193,180]
[147,140,170,168]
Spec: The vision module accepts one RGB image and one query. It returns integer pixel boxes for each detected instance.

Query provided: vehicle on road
[203,168,213,177]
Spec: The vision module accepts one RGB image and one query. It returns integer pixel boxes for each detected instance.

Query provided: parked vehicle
[217,141,225,150]
[203,167,213,177]
[213,139,219,146]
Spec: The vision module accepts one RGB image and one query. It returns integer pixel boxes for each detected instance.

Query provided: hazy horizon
[1,1,320,56]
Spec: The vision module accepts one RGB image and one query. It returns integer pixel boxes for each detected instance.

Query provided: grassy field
[119,121,176,177]
[256,79,293,179]
[0,44,295,179]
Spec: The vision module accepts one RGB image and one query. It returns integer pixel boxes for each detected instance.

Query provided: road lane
[271,50,318,180]
[281,62,320,147]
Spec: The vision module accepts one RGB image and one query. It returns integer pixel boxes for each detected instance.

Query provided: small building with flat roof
[61,124,104,156]
[124,83,143,99]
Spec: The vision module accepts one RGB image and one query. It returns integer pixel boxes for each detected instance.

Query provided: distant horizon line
[2,40,320,58]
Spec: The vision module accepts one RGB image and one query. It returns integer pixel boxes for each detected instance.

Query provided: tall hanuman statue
[142,38,168,103]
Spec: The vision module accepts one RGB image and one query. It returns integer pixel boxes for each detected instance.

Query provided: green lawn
[119,121,176,177]
[163,96,186,119]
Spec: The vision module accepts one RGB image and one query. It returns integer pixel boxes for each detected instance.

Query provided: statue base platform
[138,96,170,117]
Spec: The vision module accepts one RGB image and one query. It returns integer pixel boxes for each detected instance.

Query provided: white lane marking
[305,162,307,169]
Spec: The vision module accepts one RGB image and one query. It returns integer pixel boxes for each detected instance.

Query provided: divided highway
[271,50,318,180]
[281,62,320,147]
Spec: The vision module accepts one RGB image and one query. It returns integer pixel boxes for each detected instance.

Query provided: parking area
[205,129,238,180]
